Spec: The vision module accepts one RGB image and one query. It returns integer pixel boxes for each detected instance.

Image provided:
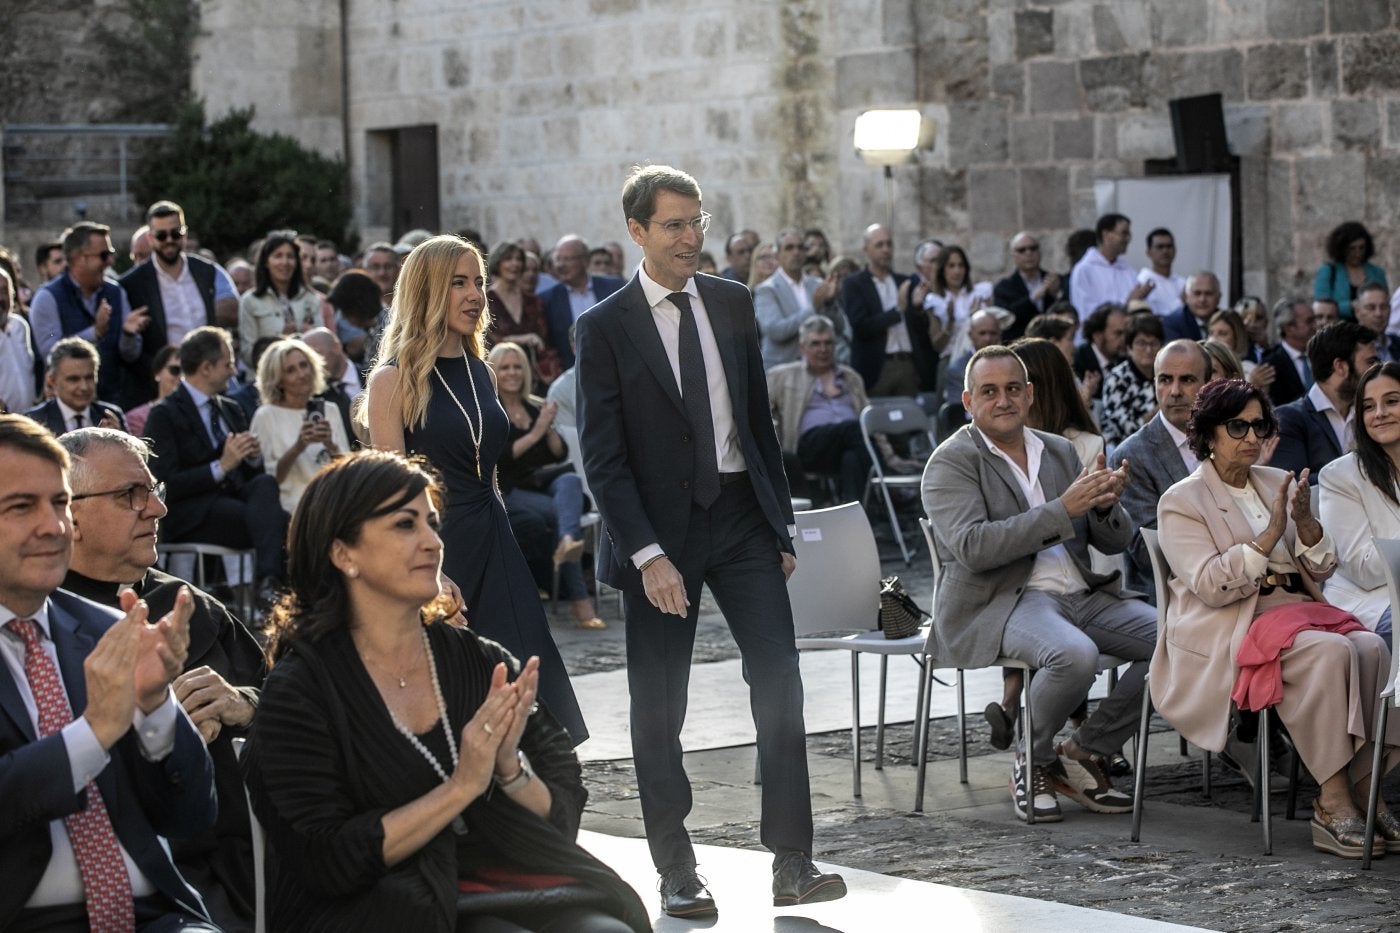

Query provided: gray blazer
[921,425,1134,668]
[753,272,821,370]
[1110,413,1190,599]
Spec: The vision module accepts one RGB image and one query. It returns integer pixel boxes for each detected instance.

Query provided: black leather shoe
[658,864,717,918]
[772,852,847,907]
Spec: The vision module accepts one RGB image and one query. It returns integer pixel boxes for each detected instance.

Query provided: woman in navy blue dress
[365,234,586,743]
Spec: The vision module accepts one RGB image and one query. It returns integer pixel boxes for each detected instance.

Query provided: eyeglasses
[1013,244,1039,253]
[1223,418,1276,440]
[638,212,711,239]
[1131,339,1162,352]
[72,481,166,512]
[83,250,115,262]
[151,227,186,243]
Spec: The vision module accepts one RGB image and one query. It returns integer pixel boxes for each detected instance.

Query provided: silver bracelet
[495,750,532,794]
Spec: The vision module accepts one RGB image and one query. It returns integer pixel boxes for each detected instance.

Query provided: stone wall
[188,0,1400,301]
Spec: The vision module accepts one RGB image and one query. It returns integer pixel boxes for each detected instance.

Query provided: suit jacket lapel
[616,278,686,416]
[173,384,217,458]
[1306,401,1342,458]
[49,598,99,717]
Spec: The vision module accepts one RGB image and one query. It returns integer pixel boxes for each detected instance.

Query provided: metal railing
[2,123,171,225]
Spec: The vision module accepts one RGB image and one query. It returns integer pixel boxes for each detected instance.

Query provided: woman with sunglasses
[1154,378,1400,859]
[123,344,181,435]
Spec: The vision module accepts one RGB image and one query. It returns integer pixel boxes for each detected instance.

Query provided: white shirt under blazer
[1318,451,1400,629]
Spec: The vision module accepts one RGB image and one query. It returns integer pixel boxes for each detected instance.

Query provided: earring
[347,567,359,579]
[1209,449,1216,460]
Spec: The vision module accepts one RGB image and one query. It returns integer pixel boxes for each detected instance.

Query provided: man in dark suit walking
[541,235,624,368]
[0,413,218,931]
[576,165,844,919]
[23,337,127,435]
[144,326,287,607]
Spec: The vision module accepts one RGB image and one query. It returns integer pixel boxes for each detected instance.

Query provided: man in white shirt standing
[1069,213,1153,318]
[1136,228,1186,318]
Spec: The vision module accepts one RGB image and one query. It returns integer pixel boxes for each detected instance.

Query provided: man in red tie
[0,414,218,932]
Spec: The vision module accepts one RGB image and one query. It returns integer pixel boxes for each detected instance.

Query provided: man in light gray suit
[922,345,1154,823]
[754,229,836,369]
[1110,339,1211,598]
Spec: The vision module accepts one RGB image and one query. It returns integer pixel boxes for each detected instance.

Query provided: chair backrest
[1373,537,1400,698]
[859,400,937,478]
[788,502,882,637]
[554,425,595,503]
[918,517,943,655]
[1140,528,1171,655]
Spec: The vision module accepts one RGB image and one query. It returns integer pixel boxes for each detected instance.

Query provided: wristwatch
[495,751,533,795]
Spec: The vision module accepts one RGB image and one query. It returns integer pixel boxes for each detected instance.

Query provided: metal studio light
[853,109,933,231]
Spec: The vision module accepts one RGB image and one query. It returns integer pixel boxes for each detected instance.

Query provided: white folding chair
[915,517,1128,820]
[1133,527,1290,853]
[787,502,928,798]
[231,738,267,933]
[1362,537,1400,869]
[859,399,936,566]
[156,542,256,621]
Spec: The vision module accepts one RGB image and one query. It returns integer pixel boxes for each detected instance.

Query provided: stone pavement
[549,514,1400,932]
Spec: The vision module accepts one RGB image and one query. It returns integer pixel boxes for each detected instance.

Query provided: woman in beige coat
[1156,378,1400,859]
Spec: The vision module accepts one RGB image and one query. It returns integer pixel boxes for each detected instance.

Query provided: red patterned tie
[7,619,135,933]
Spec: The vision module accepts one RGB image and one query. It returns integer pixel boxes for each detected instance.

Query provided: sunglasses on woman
[1223,418,1275,439]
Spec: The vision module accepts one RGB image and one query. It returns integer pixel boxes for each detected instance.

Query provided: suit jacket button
[682,433,690,443]
[681,479,690,489]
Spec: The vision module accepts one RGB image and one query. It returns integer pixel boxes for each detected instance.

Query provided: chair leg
[1260,707,1273,855]
[850,652,862,798]
[1131,674,1151,842]
[1179,736,1188,757]
[878,483,912,566]
[875,656,888,770]
[914,655,935,812]
[912,657,929,766]
[956,668,968,784]
[1022,670,1036,825]
[1363,701,1391,870]
[1285,743,1301,820]
[1203,750,1213,799]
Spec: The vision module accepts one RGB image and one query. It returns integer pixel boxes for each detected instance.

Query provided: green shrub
[136,101,355,261]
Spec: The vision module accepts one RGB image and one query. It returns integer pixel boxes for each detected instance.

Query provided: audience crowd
[6,190,1400,932]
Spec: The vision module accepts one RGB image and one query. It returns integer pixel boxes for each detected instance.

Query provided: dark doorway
[391,125,439,238]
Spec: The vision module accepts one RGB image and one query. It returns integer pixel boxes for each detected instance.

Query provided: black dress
[241,624,648,932]
[404,353,586,743]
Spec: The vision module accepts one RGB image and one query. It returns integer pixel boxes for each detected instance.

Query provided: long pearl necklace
[433,354,484,480]
[377,628,468,832]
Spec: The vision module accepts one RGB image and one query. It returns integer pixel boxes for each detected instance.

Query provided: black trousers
[796,420,871,504]
[623,477,813,871]
[170,474,288,580]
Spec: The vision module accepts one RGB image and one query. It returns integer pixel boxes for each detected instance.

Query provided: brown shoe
[553,534,585,567]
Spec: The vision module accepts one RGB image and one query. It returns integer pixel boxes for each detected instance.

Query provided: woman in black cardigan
[241,450,648,932]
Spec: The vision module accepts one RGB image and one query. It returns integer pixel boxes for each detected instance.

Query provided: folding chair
[553,425,610,611]
[787,502,928,798]
[859,399,936,565]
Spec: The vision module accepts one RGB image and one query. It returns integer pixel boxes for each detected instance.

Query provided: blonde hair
[369,234,492,430]
[485,341,542,405]
[256,339,327,405]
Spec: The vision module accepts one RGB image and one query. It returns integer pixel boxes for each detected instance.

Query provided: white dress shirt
[154,257,209,346]
[0,600,178,907]
[873,273,912,354]
[1069,247,1139,317]
[1307,382,1354,452]
[1136,268,1186,318]
[1160,413,1200,473]
[975,427,1089,596]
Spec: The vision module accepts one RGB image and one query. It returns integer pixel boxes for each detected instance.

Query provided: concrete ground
[550,512,1400,932]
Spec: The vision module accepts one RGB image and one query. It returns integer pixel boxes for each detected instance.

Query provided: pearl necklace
[377,628,468,833]
[433,354,484,480]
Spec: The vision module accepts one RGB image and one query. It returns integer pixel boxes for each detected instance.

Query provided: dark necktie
[6,619,135,932]
[669,292,720,508]
[73,412,85,431]
[207,400,227,451]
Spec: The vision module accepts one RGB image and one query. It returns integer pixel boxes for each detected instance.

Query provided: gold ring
[483,723,494,736]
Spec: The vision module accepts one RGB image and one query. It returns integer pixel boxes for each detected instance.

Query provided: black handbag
[517,460,575,491]
[878,575,927,639]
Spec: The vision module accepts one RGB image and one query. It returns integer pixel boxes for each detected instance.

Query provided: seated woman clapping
[240,451,647,931]
[1155,379,1400,860]
[1319,361,1400,649]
